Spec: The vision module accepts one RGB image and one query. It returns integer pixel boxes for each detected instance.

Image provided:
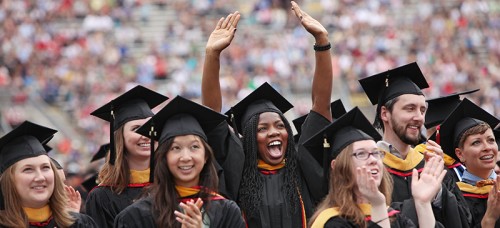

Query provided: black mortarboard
[434,98,499,161]
[425,89,479,129]
[44,145,63,170]
[303,107,381,181]
[225,82,293,134]
[292,99,347,142]
[90,143,109,162]
[358,62,429,127]
[135,96,227,182]
[90,85,168,165]
[0,121,57,209]
[81,174,98,192]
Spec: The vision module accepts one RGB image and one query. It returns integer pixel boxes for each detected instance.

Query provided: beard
[391,118,421,145]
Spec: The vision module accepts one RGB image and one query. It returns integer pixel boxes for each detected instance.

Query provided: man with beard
[359,62,471,228]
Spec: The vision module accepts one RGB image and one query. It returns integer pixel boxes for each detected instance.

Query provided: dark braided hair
[238,112,300,217]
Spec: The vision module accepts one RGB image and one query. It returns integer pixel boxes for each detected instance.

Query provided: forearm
[370,203,390,228]
[311,33,333,121]
[415,201,435,228]
[202,49,223,112]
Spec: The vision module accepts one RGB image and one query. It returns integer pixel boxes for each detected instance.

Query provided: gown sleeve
[69,212,99,228]
[114,198,155,228]
[207,199,246,228]
[206,122,244,201]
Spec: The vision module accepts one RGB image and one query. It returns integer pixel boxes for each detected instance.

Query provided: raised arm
[291,1,332,121]
[202,12,240,112]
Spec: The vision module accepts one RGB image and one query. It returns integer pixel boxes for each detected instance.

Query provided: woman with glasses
[304,108,444,227]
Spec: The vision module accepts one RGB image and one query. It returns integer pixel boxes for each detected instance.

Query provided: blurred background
[0,0,499,186]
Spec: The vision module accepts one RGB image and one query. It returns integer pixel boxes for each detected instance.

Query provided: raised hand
[174,198,204,228]
[424,140,444,159]
[206,11,240,54]
[64,185,82,213]
[290,1,328,41]
[356,166,386,206]
[411,156,446,204]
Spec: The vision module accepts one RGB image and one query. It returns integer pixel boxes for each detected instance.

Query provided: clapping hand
[411,156,446,204]
[356,166,386,206]
[174,198,204,228]
[64,185,81,213]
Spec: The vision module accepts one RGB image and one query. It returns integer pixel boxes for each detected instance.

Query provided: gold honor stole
[383,148,424,176]
[311,204,399,228]
[414,143,458,168]
[98,168,151,188]
[457,182,492,199]
[24,205,52,226]
[175,185,225,204]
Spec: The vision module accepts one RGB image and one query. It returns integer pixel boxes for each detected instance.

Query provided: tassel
[435,125,440,145]
[109,108,116,165]
[230,112,241,139]
[149,123,156,183]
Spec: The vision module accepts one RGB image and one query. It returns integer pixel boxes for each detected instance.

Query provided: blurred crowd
[0,0,499,184]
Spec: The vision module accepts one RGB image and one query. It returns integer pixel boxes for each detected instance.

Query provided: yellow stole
[383,147,424,171]
[23,205,52,223]
[457,182,492,195]
[311,204,372,228]
[130,168,150,184]
[257,159,285,170]
[414,143,456,166]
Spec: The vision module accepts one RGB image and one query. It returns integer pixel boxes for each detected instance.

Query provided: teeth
[370,170,378,174]
[179,166,193,170]
[268,141,281,146]
[138,143,150,147]
[480,155,494,160]
[32,186,45,189]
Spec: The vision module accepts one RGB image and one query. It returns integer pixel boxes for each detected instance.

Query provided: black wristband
[313,42,331,51]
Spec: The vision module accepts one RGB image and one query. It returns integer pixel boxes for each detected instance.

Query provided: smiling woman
[114,96,245,228]
[0,121,97,227]
[436,98,500,227]
[85,85,168,228]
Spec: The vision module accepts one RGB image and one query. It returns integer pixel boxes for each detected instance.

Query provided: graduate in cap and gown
[358,62,470,227]
[0,121,97,227]
[114,96,245,228]
[85,85,168,227]
[304,107,443,228]
[423,89,479,183]
[201,2,334,226]
[433,98,500,228]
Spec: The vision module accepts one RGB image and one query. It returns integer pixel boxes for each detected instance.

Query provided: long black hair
[238,112,300,217]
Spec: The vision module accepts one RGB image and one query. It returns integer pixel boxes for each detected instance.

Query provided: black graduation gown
[244,169,312,228]
[297,111,331,204]
[85,184,147,228]
[114,197,246,227]
[458,182,500,228]
[25,212,97,228]
[383,149,470,228]
[206,122,245,200]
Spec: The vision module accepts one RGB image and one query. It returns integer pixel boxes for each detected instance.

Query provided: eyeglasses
[352,150,385,160]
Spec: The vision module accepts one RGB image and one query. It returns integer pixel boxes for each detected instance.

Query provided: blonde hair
[98,125,130,193]
[309,144,393,227]
[0,157,75,227]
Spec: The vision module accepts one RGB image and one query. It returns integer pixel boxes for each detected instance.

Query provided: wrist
[313,42,331,51]
[205,47,222,55]
[313,32,329,45]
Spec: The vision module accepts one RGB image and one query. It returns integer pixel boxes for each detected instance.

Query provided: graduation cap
[358,62,429,127]
[292,99,347,142]
[303,107,381,182]
[225,82,293,135]
[90,143,109,163]
[90,85,168,165]
[135,96,227,182]
[434,98,499,162]
[82,174,98,192]
[425,89,479,129]
[0,121,57,209]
